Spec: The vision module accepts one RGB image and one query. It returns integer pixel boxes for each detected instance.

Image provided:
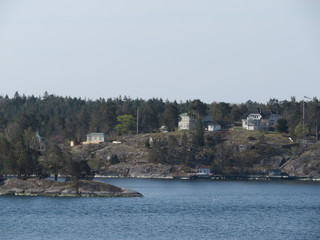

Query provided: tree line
[0,92,319,178]
[1,92,319,139]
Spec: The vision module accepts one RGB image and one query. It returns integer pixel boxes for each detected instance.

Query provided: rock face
[0,179,143,197]
[281,147,320,177]
[73,132,320,178]
[100,163,174,178]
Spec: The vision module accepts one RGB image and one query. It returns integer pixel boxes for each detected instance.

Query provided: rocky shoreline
[94,173,320,181]
[0,178,143,197]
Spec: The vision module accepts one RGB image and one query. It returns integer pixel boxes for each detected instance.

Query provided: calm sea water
[0,178,319,240]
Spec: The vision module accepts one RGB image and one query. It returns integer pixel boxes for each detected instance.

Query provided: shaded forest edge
[0,92,320,180]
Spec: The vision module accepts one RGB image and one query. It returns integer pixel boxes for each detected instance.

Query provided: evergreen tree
[76,107,90,141]
[0,136,16,177]
[69,160,92,180]
[13,136,38,179]
[148,140,168,164]
[115,115,135,135]
[167,135,178,163]
[192,120,204,147]
[162,103,179,132]
[43,144,64,181]
[180,133,189,164]
[102,99,118,132]
[210,102,232,128]
[276,118,289,133]
[185,148,196,168]
[110,154,120,165]
[189,99,207,119]
[294,123,305,139]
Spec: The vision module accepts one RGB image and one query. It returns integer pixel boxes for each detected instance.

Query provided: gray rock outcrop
[0,179,143,197]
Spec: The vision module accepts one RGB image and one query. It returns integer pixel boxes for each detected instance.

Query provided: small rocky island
[0,178,143,197]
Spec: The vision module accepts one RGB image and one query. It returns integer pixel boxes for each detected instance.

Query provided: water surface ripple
[1,179,319,240]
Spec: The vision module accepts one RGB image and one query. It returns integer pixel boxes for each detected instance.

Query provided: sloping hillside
[71,131,320,178]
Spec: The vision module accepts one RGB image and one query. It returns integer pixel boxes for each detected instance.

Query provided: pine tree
[43,144,64,180]
[192,120,204,147]
[162,103,179,132]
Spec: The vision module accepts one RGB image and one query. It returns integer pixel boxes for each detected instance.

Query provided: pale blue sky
[0,0,320,103]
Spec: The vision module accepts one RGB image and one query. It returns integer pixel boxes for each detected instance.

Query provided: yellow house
[83,133,107,144]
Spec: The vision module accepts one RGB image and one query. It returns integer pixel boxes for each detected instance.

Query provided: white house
[83,133,107,144]
[178,113,196,131]
[242,111,278,130]
[207,124,222,131]
[197,166,211,175]
[242,113,262,130]
[159,126,169,133]
[178,113,221,131]
[35,131,47,152]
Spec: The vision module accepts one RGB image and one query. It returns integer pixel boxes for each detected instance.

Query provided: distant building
[207,124,222,131]
[178,113,196,131]
[35,131,47,152]
[83,133,107,145]
[241,111,278,131]
[70,140,81,147]
[203,115,222,131]
[178,113,221,131]
[197,166,211,175]
[268,169,282,176]
[159,126,169,133]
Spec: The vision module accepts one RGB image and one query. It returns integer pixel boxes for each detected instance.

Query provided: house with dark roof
[202,115,222,131]
[241,111,278,130]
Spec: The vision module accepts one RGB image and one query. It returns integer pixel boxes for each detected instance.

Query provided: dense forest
[0,91,319,179]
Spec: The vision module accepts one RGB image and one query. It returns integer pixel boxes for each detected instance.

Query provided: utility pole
[303,96,311,142]
[136,107,139,135]
[316,120,319,141]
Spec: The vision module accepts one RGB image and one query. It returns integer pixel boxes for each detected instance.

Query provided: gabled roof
[240,111,260,119]
[87,132,105,136]
[180,113,189,117]
[198,166,211,169]
[241,110,277,120]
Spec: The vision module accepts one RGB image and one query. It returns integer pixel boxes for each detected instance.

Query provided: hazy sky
[1,0,320,104]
